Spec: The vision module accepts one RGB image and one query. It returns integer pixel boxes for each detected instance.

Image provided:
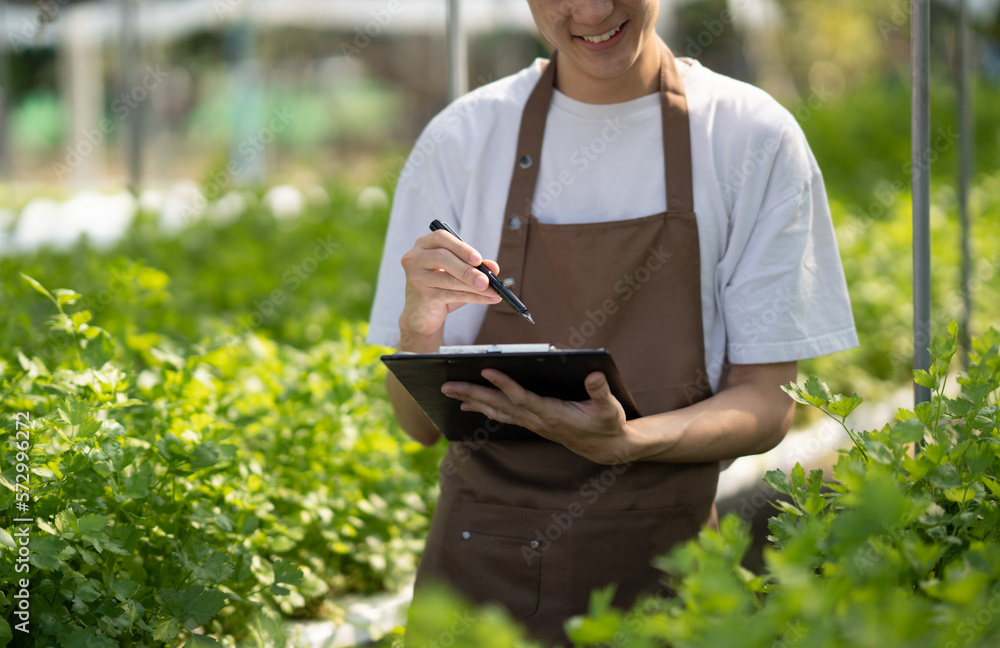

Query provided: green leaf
[891,419,925,445]
[273,557,304,587]
[867,440,895,465]
[152,617,180,643]
[161,587,228,626]
[805,469,825,495]
[79,418,103,440]
[21,273,57,306]
[77,514,110,536]
[81,329,116,368]
[29,535,70,570]
[781,382,811,406]
[983,478,1000,498]
[947,319,959,339]
[53,288,82,307]
[564,613,621,644]
[965,442,994,475]
[55,509,79,535]
[774,499,804,517]
[270,558,304,596]
[565,585,622,644]
[192,552,235,585]
[767,513,798,543]
[973,408,998,434]
[0,617,11,646]
[922,565,990,604]
[71,310,93,327]
[156,433,186,461]
[112,578,140,601]
[184,635,222,647]
[0,528,15,550]
[803,493,827,516]
[930,464,963,490]
[75,578,103,603]
[763,470,792,497]
[827,393,864,419]
[587,583,617,616]
[929,333,957,362]
[119,464,154,501]
[804,375,833,405]
[944,487,977,504]
[189,443,221,471]
[961,381,994,408]
[65,627,116,648]
[102,538,129,556]
[791,463,806,491]
[913,369,936,389]
[58,396,91,426]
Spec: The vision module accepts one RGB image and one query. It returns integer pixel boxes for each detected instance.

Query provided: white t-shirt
[367,57,858,393]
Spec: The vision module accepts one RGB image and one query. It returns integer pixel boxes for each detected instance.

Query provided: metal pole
[121,0,142,192]
[957,0,973,368]
[0,0,10,178]
[225,10,264,185]
[446,0,468,101]
[912,0,931,407]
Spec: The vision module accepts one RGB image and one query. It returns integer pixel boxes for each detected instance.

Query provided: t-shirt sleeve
[720,128,858,365]
[366,134,461,349]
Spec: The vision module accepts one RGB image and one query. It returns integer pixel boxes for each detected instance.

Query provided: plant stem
[931,372,948,436]
[824,409,869,462]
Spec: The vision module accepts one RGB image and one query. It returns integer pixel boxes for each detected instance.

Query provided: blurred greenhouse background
[1,1,1000,647]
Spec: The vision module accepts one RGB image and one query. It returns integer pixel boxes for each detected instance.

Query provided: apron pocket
[567,505,696,610]
[440,500,545,621]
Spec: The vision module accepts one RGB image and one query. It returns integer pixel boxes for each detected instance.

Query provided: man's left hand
[441,369,635,465]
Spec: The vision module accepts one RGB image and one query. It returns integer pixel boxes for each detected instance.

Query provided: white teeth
[581,24,621,43]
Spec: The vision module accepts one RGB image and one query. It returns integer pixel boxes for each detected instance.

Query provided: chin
[573,52,639,80]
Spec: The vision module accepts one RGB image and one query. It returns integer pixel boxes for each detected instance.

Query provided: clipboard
[381,345,641,441]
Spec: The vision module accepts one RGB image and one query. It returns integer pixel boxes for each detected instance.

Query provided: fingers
[481,369,543,410]
[585,372,612,403]
[404,231,504,295]
[442,370,623,437]
[423,230,485,282]
[442,371,631,464]
[427,228,484,267]
[441,378,524,426]
[412,268,500,303]
[399,231,504,334]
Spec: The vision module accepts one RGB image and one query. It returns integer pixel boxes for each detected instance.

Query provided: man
[367,0,857,642]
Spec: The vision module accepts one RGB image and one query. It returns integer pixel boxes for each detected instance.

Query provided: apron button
[502,276,515,288]
[508,216,522,230]
[461,531,471,540]
[529,540,539,549]
[518,155,533,169]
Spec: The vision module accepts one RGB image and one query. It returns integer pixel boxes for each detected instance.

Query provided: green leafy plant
[404,322,1000,648]
[0,277,440,646]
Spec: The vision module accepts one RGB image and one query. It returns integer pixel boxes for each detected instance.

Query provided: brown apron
[412,43,720,645]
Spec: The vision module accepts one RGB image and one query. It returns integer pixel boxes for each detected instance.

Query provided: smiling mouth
[579,21,625,44]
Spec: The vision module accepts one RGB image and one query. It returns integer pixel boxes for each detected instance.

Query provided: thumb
[585,371,612,403]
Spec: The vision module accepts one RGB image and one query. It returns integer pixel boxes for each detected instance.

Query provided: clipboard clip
[438,343,555,354]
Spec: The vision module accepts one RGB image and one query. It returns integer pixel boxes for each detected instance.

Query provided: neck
[555,37,663,104]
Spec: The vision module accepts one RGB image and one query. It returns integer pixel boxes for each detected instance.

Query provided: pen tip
[525,313,535,324]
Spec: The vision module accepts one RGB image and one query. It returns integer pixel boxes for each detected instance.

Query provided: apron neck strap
[657,42,694,212]
[505,41,694,223]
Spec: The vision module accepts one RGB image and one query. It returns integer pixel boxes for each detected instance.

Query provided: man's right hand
[389,228,503,445]
[397,228,502,350]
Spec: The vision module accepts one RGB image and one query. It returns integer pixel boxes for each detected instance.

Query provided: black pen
[429,219,535,324]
